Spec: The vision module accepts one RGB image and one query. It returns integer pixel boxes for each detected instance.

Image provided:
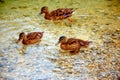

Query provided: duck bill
[16,38,22,44]
[55,41,60,46]
[16,39,20,44]
[38,12,43,16]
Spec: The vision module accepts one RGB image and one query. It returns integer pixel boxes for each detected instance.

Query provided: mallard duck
[56,36,91,54]
[17,32,44,45]
[39,6,75,20]
[17,32,44,54]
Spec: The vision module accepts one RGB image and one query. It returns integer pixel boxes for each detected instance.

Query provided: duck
[39,6,75,20]
[17,32,44,54]
[17,32,44,45]
[56,36,91,54]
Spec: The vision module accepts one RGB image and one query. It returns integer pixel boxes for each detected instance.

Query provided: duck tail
[85,41,92,46]
[79,40,92,47]
[88,41,92,44]
[41,31,44,34]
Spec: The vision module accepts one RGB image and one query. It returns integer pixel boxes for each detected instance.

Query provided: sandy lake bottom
[0,0,120,80]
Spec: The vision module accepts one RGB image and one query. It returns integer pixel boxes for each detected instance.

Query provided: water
[0,0,120,80]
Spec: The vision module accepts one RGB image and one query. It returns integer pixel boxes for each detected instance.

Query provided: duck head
[39,6,49,15]
[17,32,26,43]
[56,36,67,45]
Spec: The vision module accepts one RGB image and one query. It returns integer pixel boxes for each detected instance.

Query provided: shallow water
[0,0,120,80]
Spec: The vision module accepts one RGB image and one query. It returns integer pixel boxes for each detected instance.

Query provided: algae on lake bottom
[0,0,120,80]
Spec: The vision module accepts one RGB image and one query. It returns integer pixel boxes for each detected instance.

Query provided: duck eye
[59,36,66,41]
[19,32,25,38]
[42,6,47,10]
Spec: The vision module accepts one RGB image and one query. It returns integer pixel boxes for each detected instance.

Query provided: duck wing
[27,32,43,40]
[67,38,79,44]
[50,8,74,17]
[67,38,87,46]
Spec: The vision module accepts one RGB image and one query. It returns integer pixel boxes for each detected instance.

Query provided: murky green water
[0,0,120,80]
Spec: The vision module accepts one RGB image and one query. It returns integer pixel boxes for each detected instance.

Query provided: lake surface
[0,0,120,80]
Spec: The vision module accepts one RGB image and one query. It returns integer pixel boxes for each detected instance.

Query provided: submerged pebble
[0,0,120,80]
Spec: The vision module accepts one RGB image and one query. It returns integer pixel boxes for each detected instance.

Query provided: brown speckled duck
[57,36,91,54]
[39,6,75,20]
[17,32,44,45]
